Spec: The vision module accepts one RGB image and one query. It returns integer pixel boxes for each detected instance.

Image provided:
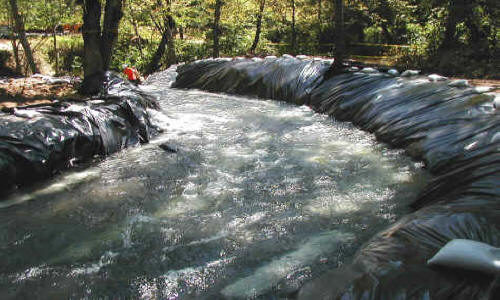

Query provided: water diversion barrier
[0,73,161,197]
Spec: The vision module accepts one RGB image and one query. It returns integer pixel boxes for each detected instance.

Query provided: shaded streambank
[0,72,162,196]
[0,67,428,299]
[172,57,500,299]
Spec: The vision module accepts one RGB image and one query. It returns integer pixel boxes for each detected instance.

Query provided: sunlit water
[0,67,428,299]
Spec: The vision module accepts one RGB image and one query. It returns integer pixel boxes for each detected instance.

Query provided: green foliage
[175,40,212,62]
[110,33,156,73]
[390,2,499,78]
[46,37,84,76]
[2,0,498,78]
[363,26,384,44]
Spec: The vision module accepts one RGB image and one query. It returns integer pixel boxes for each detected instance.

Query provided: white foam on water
[155,256,236,299]
[13,265,49,283]
[70,251,118,276]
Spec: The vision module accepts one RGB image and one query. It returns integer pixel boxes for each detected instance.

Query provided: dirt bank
[0,75,82,109]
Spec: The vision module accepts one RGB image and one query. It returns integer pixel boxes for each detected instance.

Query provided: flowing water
[0,68,428,299]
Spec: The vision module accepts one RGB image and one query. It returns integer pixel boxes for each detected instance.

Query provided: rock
[361,67,377,73]
[401,70,420,77]
[428,74,448,82]
[448,79,469,88]
[474,86,494,94]
[387,69,400,76]
[159,143,179,153]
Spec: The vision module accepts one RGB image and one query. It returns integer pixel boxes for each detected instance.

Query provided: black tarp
[172,57,499,299]
[0,72,161,196]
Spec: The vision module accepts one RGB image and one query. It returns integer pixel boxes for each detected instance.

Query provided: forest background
[0,0,498,80]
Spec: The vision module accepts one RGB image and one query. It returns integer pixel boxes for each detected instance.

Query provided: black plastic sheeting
[173,57,500,299]
[0,72,161,196]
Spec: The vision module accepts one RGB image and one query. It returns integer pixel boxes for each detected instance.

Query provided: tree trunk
[291,0,296,54]
[145,0,177,75]
[332,0,345,70]
[165,24,176,65]
[179,25,184,40]
[128,1,145,61]
[380,22,393,44]
[10,39,21,74]
[101,0,123,70]
[145,29,169,75]
[52,28,58,75]
[464,13,489,59]
[441,5,458,50]
[9,0,38,74]
[7,12,21,73]
[317,0,322,46]
[213,0,223,58]
[81,0,123,95]
[440,0,467,52]
[250,0,265,53]
[165,0,177,67]
[145,17,176,74]
[81,0,104,94]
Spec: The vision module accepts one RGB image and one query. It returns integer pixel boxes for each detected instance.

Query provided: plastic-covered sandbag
[0,72,161,196]
[174,57,330,105]
[308,73,498,167]
[412,143,499,209]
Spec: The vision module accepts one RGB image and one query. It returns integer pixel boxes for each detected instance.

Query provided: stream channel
[0,68,429,299]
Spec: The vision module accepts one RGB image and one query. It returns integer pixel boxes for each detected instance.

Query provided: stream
[0,68,428,299]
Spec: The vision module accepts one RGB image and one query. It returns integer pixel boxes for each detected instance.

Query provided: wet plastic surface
[0,72,160,195]
[173,57,500,299]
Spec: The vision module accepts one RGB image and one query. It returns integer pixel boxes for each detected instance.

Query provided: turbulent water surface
[0,68,428,299]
